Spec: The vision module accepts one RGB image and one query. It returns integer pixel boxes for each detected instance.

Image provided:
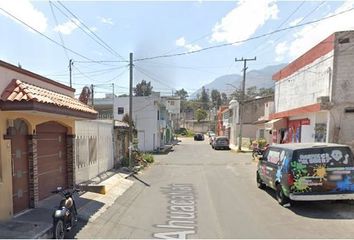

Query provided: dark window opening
[345,107,354,113]
[339,38,350,44]
[118,107,124,115]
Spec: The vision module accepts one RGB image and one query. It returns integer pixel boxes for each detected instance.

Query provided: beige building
[0,60,97,220]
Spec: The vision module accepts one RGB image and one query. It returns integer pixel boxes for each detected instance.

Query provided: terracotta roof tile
[1,79,97,114]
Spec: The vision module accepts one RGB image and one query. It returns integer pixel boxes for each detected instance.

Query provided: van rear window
[293,147,353,167]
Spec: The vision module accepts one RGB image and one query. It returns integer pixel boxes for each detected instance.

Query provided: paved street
[73,137,354,239]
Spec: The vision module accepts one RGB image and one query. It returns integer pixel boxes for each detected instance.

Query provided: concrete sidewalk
[0,170,134,239]
[229,144,253,153]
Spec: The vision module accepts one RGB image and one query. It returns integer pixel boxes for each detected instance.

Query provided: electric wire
[255,1,327,57]
[134,65,176,91]
[56,1,127,62]
[134,6,354,62]
[49,1,70,60]
[0,7,100,62]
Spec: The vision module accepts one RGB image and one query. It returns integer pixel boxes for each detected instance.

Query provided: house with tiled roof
[0,60,97,220]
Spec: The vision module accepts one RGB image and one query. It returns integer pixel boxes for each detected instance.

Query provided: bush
[143,153,154,163]
[251,138,267,149]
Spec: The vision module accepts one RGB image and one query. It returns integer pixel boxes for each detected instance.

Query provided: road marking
[153,184,197,239]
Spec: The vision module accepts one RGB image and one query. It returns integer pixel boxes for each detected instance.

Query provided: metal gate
[37,122,67,200]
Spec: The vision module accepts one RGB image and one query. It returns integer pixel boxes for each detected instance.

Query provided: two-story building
[114,93,161,152]
[270,31,354,148]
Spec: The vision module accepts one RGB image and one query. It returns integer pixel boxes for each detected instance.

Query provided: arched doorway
[10,119,30,214]
[36,121,67,200]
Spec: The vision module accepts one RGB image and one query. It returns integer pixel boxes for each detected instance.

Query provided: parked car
[212,136,230,150]
[257,143,354,205]
[194,133,204,141]
[209,133,216,145]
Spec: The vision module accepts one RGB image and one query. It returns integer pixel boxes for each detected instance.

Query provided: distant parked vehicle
[257,143,354,206]
[194,133,204,141]
[212,136,230,150]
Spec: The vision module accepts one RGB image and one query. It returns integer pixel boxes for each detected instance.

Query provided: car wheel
[276,184,290,205]
[256,173,266,189]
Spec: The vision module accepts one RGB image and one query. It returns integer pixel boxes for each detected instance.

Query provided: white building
[270,31,354,148]
[114,93,161,151]
[161,96,181,131]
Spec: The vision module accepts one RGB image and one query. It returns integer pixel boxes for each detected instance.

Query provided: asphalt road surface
[73,137,354,239]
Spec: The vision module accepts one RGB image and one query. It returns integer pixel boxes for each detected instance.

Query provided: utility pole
[129,53,133,170]
[69,59,73,88]
[112,83,115,119]
[235,57,256,151]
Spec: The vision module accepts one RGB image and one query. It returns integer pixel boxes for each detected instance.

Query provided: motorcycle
[252,144,269,160]
[52,187,79,239]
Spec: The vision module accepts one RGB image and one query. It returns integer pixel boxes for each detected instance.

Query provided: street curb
[37,226,52,239]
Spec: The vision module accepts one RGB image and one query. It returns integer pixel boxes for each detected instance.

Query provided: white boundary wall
[75,120,113,184]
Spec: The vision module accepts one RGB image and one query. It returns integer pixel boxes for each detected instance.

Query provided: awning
[0,79,97,119]
[265,118,287,130]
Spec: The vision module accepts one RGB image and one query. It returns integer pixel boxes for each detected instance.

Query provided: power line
[99,67,129,83]
[134,65,176,90]
[255,1,326,57]
[44,65,128,77]
[0,7,99,62]
[246,1,306,56]
[134,6,354,62]
[56,1,127,62]
[49,1,70,60]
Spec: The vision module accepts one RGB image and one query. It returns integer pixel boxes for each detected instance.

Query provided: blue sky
[0,0,353,97]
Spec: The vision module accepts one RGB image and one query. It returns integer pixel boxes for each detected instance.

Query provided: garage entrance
[37,122,67,200]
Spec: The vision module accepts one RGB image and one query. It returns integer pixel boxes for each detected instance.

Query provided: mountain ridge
[190,63,286,98]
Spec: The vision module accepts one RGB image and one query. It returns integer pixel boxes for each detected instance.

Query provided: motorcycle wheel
[53,219,65,239]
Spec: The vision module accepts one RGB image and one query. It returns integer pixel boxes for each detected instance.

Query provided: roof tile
[1,79,97,114]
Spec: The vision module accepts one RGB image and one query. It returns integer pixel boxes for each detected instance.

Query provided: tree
[258,87,274,96]
[230,86,274,102]
[134,80,153,96]
[211,89,222,109]
[122,113,137,135]
[175,88,189,100]
[221,92,228,105]
[195,108,208,122]
[199,86,210,110]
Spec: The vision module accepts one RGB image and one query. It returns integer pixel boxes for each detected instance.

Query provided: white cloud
[176,37,186,46]
[99,16,114,25]
[175,37,201,52]
[211,0,278,44]
[289,17,303,27]
[0,0,47,33]
[54,18,80,35]
[275,41,288,61]
[286,0,354,59]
